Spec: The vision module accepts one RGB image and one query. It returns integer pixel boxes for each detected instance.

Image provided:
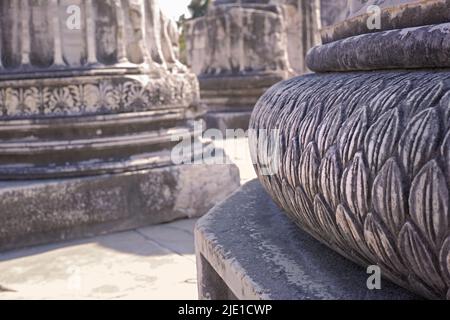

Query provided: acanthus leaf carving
[297,103,323,153]
[364,212,407,277]
[284,137,300,188]
[439,91,450,132]
[284,101,308,144]
[372,158,406,236]
[368,81,411,119]
[298,142,320,201]
[337,106,368,166]
[341,152,369,226]
[398,108,440,178]
[249,72,450,299]
[409,160,449,250]
[440,237,450,288]
[315,105,343,157]
[318,146,342,211]
[336,204,373,264]
[314,195,346,251]
[442,131,450,180]
[345,79,383,118]
[403,81,444,117]
[364,108,401,174]
[294,185,321,235]
[399,222,446,296]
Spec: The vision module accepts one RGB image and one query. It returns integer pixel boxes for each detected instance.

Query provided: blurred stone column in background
[320,0,348,27]
[184,0,322,133]
[0,0,241,252]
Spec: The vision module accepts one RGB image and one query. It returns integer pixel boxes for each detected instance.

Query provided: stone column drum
[185,0,321,132]
[249,0,450,299]
[0,0,240,251]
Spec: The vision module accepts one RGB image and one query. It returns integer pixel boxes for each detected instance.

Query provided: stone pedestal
[196,180,419,300]
[185,0,321,132]
[249,0,450,300]
[0,0,240,252]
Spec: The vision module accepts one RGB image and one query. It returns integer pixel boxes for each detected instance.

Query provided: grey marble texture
[321,0,450,44]
[0,1,241,251]
[196,180,420,300]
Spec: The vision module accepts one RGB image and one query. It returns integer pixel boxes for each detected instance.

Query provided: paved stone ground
[0,138,256,300]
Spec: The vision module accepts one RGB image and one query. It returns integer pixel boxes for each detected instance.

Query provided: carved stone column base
[196,180,419,300]
[249,70,450,300]
[0,162,240,252]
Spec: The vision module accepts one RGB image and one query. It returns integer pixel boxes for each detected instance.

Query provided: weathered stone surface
[308,22,450,72]
[0,0,201,179]
[185,0,321,131]
[0,0,241,250]
[186,1,291,76]
[196,180,420,300]
[0,219,199,299]
[0,163,240,252]
[249,70,450,300]
[278,0,321,75]
[198,73,285,132]
[321,0,450,43]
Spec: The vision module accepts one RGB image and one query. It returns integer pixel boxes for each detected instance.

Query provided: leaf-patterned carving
[284,101,307,144]
[315,105,343,157]
[364,108,401,174]
[314,195,346,250]
[284,138,300,188]
[442,131,450,179]
[298,142,320,200]
[341,152,369,226]
[439,91,450,127]
[364,212,407,276]
[345,79,384,117]
[399,222,446,295]
[297,104,323,152]
[249,72,450,299]
[440,237,450,287]
[336,204,373,264]
[372,158,406,235]
[48,87,75,113]
[337,106,368,166]
[409,160,449,250]
[318,146,341,211]
[404,81,444,116]
[368,82,411,119]
[295,185,321,235]
[0,75,195,118]
[399,108,440,177]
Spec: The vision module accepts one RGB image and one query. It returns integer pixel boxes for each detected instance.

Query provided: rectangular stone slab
[195,179,420,300]
[0,163,240,252]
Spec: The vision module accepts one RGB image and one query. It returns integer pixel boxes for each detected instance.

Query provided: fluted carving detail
[249,71,450,299]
